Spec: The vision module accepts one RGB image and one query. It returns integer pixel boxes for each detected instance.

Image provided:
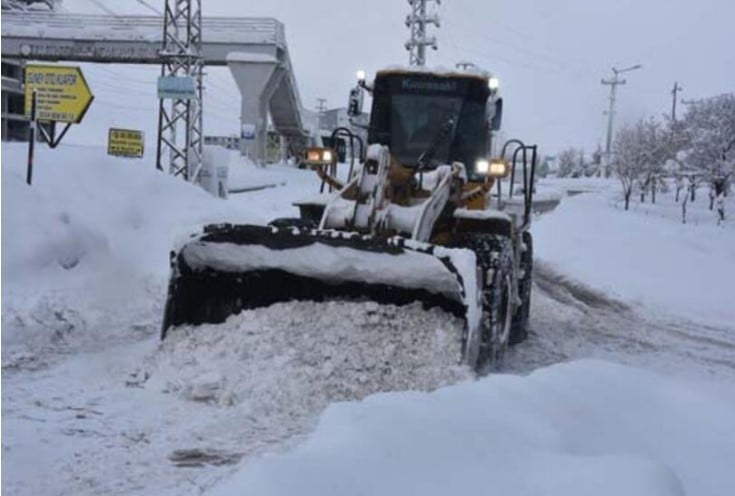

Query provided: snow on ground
[3,144,734,495]
[210,360,735,496]
[533,177,735,329]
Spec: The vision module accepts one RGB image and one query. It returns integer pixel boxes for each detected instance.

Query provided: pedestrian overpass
[1,11,307,162]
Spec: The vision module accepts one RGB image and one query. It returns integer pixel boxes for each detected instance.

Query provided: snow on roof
[226,52,278,64]
[378,64,493,80]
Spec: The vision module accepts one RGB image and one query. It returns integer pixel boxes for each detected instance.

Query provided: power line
[85,0,117,16]
[92,66,157,85]
[131,0,161,15]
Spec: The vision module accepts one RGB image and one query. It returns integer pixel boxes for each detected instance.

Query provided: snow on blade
[180,239,466,301]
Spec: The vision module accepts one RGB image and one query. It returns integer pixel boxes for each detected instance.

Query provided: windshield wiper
[416,112,458,171]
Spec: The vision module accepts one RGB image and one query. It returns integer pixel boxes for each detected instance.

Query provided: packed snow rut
[506,262,735,380]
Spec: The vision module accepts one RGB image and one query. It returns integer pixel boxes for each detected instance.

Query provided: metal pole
[418,0,426,66]
[603,72,622,171]
[405,0,440,67]
[671,82,682,121]
[26,89,37,186]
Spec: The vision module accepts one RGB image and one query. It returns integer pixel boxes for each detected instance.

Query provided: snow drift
[533,186,735,329]
[210,360,735,496]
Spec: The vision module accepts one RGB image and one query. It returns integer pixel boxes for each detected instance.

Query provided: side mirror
[347,86,364,117]
[489,98,503,131]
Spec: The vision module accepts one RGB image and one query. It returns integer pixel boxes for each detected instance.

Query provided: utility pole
[671,82,683,121]
[316,98,327,129]
[600,64,642,176]
[405,0,441,66]
[156,0,204,181]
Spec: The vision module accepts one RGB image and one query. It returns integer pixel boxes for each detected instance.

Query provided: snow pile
[1,170,110,279]
[210,360,735,496]
[533,188,735,328]
[1,143,315,366]
[141,301,470,410]
[1,144,239,285]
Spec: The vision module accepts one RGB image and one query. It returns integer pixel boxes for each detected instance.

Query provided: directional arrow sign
[24,65,94,124]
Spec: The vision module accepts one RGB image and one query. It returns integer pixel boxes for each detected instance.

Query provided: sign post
[24,64,94,148]
[26,90,37,185]
[108,128,145,158]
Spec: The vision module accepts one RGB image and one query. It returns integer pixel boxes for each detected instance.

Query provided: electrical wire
[84,0,117,16]
[131,0,161,15]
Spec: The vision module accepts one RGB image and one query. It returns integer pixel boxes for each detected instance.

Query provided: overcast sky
[62,0,734,154]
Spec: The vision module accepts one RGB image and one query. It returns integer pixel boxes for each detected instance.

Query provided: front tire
[510,231,533,345]
[456,233,514,373]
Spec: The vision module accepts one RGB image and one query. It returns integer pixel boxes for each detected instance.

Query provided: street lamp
[601,63,642,176]
[613,64,643,76]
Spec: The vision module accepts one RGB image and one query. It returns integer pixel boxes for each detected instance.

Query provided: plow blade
[161,224,481,364]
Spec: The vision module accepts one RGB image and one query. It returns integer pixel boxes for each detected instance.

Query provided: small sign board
[241,123,256,140]
[108,128,145,158]
[157,76,197,100]
[24,64,94,123]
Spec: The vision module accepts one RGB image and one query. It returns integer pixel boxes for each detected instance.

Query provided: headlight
[306,149,322,163]
[474,158,510,178]
[304,147,336,166]
[488,159,510,177]
[475,159,490,175]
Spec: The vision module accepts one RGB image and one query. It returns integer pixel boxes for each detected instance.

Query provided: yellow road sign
[108,128,145,158]
[24,65,94,123]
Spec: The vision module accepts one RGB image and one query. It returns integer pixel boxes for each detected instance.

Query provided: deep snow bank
[210,360,735,496]
[1,143,315,364]
[533,189,735,328]
[1,143,250,286]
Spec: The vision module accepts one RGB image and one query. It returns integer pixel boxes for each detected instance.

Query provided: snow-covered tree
[556,148,576,178]
[614,117,671,208]
[612,124,642,210]
[680,93,735,197]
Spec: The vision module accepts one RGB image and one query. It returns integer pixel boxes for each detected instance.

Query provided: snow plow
[162,67,537,372]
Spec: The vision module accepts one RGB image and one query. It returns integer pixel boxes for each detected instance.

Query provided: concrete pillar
[227,52,284,165]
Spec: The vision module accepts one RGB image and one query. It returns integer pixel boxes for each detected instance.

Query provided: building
[1,59,29,141]
[2,1,59,141]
